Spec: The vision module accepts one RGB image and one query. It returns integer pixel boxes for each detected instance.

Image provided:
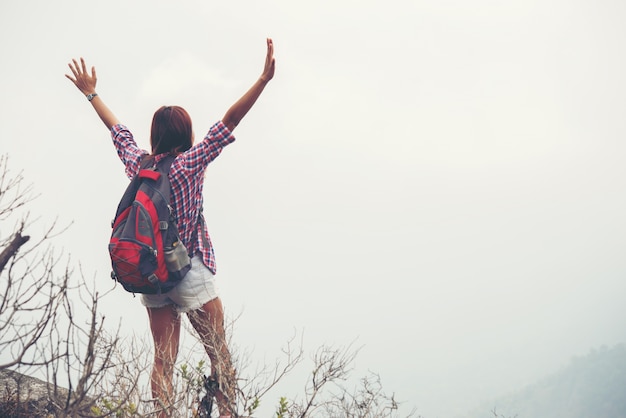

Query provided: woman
[66,38,275,418]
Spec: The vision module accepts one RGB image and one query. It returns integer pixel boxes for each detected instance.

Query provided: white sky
[2,0,626,416]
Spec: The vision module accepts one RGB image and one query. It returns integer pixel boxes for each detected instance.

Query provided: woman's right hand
[65,57,97,96]
[221,38,276,132]
[260,38,275,84]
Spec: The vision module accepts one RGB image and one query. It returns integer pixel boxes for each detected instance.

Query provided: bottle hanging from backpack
[164,240,191,273]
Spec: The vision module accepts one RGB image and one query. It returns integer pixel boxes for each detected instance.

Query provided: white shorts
[141,255,219,312]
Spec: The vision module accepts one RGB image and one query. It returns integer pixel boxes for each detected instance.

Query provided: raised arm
[65,58,120,130]
[222,38,276,132]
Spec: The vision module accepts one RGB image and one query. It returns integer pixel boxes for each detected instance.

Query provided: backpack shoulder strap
[153,154,177,175]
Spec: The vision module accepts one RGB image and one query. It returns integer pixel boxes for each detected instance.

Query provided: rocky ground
[0,369,67,417]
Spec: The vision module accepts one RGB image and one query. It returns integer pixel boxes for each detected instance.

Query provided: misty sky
[1,1,626,416]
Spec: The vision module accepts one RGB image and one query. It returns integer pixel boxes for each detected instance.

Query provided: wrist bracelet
[86,93,98,101]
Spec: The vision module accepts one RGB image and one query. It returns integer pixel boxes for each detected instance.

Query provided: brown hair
[150,106,193,155]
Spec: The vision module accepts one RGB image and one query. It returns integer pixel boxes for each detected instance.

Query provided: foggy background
[1,0,625,416]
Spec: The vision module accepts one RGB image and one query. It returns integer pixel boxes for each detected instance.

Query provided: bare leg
[188,297,235,417]
[147,305,181,418]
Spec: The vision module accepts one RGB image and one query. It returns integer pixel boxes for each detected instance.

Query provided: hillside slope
[468,344,626,418]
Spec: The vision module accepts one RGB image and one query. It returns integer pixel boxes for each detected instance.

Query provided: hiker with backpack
[66,38,276,418]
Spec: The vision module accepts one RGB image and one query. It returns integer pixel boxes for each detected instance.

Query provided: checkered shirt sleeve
[111,124,148,179]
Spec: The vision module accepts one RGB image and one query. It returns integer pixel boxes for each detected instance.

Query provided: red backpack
[109,155,191,294]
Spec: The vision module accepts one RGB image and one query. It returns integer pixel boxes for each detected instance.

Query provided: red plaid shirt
[111,121,236,274]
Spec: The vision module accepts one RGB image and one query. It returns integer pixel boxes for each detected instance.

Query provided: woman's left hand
[65,57,97,95]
